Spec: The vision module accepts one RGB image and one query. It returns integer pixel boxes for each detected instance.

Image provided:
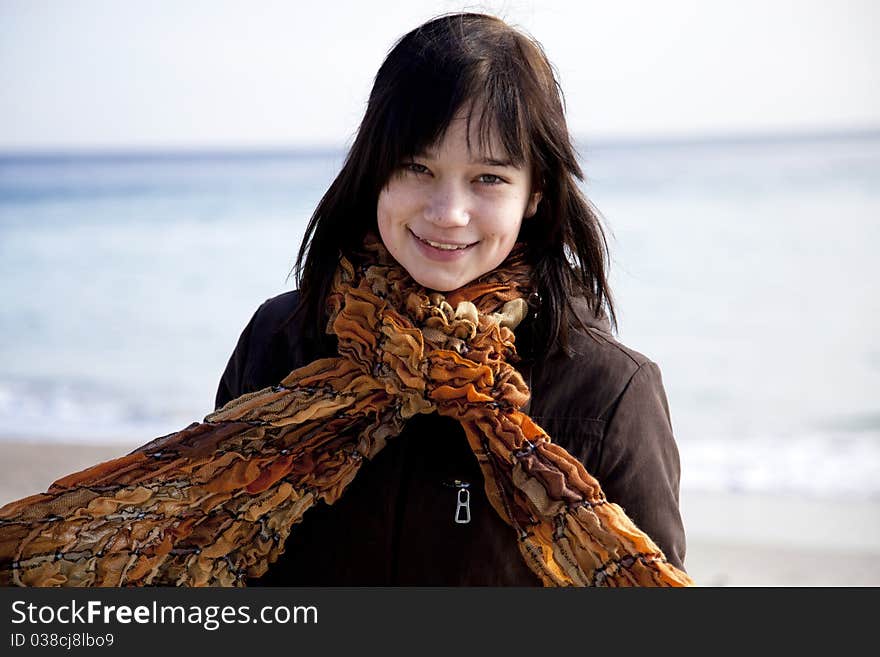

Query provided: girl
[215,13,688,586]
[0,13,690,587]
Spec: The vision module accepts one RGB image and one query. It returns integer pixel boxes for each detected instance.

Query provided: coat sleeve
[595,360,687,571]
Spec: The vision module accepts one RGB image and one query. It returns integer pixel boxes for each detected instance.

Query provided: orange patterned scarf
[0,234,694,587]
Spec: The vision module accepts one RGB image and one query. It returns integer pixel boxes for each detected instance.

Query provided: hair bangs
[470,74,530,169]
[375,32,530,176]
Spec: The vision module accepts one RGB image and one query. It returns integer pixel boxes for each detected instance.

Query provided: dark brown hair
[292,12,616,358]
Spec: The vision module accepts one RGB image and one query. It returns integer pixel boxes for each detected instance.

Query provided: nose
[424,181,470,227]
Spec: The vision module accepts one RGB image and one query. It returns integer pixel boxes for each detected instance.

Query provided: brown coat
[215,290,687,585]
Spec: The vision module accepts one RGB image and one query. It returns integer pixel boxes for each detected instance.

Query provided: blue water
[1,134,879,500]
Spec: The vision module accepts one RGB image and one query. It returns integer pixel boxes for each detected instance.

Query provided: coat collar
[569,296,612,334]
[514,294,611,363]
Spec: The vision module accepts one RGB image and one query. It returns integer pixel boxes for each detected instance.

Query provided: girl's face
[377,114,541,291]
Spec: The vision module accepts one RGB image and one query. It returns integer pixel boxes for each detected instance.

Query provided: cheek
[376,186,415,258]
[378,184,415,226]
[376,190,390,228]
[479,199,526,241]
[376,187,402,234]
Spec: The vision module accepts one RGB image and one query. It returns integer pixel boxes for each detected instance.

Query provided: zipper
[442,479,471,524]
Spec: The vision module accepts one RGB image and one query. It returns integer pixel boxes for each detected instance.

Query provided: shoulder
[531,297,659,419]
[215,290,308,408]
[246,289,321,366]
[241,290,307,367]
[250,290,302,332]
[526,297,670,461]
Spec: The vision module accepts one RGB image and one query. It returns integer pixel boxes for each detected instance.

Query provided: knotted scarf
[0,234,694,587]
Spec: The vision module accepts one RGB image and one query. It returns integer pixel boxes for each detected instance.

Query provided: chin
[411,272,465,292]
[415,279,459,292]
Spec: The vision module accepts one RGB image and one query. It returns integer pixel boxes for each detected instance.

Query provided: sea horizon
[2,123,879,161]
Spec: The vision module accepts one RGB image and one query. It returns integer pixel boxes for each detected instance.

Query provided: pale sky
[1,0,877,150]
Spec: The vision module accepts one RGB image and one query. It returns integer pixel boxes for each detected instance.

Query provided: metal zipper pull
[455,487,471,524]
[442,479,471,524]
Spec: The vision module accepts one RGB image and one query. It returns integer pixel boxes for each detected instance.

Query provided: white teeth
[418,235,472,250]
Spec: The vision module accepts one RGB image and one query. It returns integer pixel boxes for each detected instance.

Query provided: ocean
[1,132,878,501]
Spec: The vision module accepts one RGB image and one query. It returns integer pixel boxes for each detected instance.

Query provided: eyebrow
[475,156,514,167]
[415,149,514,167]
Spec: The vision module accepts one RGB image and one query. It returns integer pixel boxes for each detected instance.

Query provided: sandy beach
[1,440,878,587]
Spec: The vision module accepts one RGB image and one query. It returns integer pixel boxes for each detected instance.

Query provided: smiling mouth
[408,227,477,251]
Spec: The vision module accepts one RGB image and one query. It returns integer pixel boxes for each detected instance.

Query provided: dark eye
[404,162,430,175]
[476,173,505,184]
